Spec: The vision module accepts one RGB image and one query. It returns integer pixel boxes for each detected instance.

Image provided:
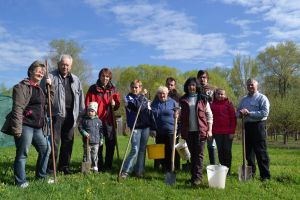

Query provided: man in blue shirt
[237,78,271,181]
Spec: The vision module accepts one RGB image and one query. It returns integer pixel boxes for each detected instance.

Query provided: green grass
[0,134,300,200]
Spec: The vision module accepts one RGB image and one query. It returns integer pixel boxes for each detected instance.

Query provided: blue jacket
[151,97,178,134]
[125,93,153,130]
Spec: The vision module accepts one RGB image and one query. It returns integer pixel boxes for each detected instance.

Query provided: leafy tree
[0,83,13,97]
[229,54,259,98]
[47,39,92,89]
[257,41,300,98]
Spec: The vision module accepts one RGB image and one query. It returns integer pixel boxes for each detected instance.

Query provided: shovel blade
[165,172,176,185]
[81,162,91,174]
[238,165,253,181]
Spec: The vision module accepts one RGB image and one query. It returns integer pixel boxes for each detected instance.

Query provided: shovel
[165,107,180,185]
[81,137,91,174]
[238,117,252,181]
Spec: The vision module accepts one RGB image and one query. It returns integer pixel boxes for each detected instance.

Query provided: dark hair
[183,77,201,94]
[197,70,209,80]
[98,68,112,80]
[165,77,176,85]
[27,60,45,77]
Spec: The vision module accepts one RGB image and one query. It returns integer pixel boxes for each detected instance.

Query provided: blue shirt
[237,91,270,122]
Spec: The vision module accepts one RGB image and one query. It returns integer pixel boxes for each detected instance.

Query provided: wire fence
[0,95,14,147]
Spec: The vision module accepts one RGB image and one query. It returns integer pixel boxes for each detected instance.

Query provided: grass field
[0,134,299,200]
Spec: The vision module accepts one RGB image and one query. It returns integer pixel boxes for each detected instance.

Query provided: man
[237,78,271,181]
[165,77,180,102]
[197,70,216,165]
[46,54,85,175]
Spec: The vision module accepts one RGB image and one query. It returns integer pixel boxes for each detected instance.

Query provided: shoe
[47,178,55,184]
[62,168,73,175]
[92,166,99,173]
[261,177,270,182]
[135,173,144,178]
[192,179,201,186]
[120,172,128,179]
[47,169,54,175]
[19,182,29,188]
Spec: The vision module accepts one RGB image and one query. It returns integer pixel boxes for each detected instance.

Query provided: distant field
[0,134,299,200]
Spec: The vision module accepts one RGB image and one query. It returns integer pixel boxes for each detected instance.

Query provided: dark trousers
[245,121,270,179]
[214,134,233,173]
[47,113,74,171]
[98,124,116,171]
[186,132,205,182]
[154,134,180,172]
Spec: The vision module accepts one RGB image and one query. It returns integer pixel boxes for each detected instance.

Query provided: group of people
[1,54,271,188]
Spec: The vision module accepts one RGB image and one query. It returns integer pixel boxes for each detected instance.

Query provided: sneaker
[120,172,128,179]
[20,182,29,188]
[92,166,98,171]
[192,179,201,186]
[47,178,55,184]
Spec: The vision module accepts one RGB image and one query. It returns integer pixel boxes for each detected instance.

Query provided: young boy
[78,102,103,172]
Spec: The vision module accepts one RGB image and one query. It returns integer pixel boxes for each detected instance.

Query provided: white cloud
[0,25,48,72]
[85,1,228,61]
[227,18,261,38]
[220,0,300,40]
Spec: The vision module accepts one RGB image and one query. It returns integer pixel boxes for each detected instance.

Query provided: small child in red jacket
[210,88,236,174]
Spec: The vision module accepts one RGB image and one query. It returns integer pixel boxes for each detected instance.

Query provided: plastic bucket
[146,144,165,159]
[175,141,190,160]
[206,165,229,189]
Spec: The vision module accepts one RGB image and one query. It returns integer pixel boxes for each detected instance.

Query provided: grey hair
[59,54,73,64]
[156,86,169,94]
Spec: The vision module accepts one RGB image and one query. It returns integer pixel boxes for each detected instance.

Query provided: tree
[47,39,92,89]
[0,83,13,97]
[229,54,259,98]
[257,41,300,98]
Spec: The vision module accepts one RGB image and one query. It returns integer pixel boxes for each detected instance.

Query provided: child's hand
[86,133,90,138]
[100,138,104,146]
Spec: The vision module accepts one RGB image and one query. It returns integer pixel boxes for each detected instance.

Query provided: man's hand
[239,108,249,117]
[207,130,213,141]
[46,78,52,86]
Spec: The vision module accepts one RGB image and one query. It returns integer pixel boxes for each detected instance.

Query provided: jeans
[83,143,100,168]
[122,128,149,175]
[14,125,50,185]
[207,138,217,165]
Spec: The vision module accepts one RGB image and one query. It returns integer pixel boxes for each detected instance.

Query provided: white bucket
[175,141,190,160]
[206,165,229,189]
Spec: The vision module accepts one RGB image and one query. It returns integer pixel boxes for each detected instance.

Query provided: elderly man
[46,54,85,175]
[237,78,271,181]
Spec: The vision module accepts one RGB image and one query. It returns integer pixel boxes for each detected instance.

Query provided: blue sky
[1,0,300,87]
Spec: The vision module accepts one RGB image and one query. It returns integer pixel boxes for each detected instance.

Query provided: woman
[85,68,120,171]
[179,77,213,186]
[120,80,153,178]
[211,88,236,174]
[151,86,180,172]
[2,60,53,188]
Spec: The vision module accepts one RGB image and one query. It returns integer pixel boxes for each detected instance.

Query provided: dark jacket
[1,79,53,136]
[125,93,154,130]
[151,97,178,134]
[179,94,209,140]
[78,115,103,144]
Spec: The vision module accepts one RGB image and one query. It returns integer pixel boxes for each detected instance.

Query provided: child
[211,88,236,174]
[78,102,103,172]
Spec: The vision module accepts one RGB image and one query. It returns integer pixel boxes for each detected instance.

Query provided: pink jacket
[210,98,236,134]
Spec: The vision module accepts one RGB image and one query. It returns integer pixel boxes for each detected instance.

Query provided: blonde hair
[156,86,169,94]
[130,79,142,87]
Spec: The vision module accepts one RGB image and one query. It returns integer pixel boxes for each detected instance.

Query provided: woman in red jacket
[85,68,120,171]
[210,88,236,174]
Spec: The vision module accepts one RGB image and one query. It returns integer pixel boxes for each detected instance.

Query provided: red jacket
[179,94,209,140]
[85,81,120,126]
[210,98,236,134]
